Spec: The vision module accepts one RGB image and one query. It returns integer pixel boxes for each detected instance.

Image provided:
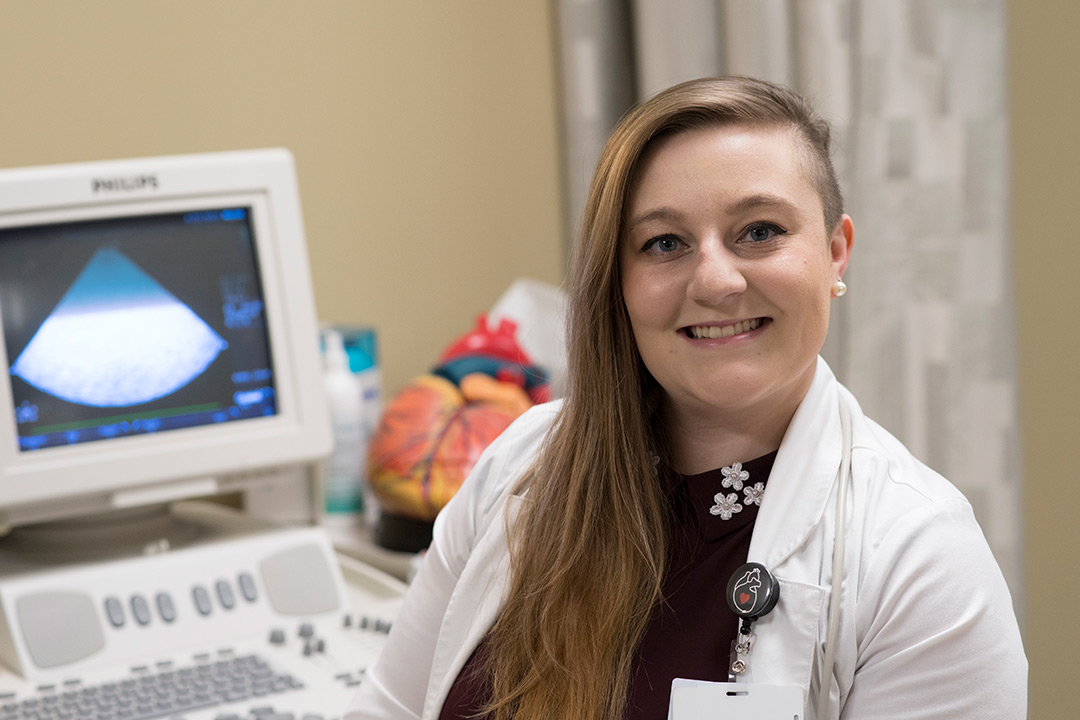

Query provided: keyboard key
[237,572,258,602]
[215,580,235,610]
[192,586,212,616]
[130,596,151,626]
[104,598,125,628]
[155,593,176,623]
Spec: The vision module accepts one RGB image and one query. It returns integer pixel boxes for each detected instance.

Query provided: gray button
[192,586,212,615]
[237,572,258,602]
[155,593,176,623]
[215,580,235,610]
[104,597,125,628]
[130,595,151,626]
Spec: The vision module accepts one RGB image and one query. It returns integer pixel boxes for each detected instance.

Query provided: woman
[347,77,1026,720]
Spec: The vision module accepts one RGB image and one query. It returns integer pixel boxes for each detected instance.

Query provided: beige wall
[0,0,1072,714]
[0,1,565,395]
[1010,1,1079,717]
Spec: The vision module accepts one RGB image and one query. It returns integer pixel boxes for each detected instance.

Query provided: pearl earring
[832,280,847,298]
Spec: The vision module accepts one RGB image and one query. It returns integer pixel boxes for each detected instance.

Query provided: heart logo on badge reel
[726,562,780,620]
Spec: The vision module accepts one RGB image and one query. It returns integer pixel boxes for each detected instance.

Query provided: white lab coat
[346,357,1027,720]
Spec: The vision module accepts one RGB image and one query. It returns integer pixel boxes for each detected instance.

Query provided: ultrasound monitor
[0,149,331,529]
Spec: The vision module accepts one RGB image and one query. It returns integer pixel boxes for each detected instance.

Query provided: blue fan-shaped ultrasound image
[10,248,228,407]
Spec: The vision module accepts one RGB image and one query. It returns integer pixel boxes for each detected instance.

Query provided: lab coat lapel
[743,357,840,701]
[749,356,842,570]
[424,494,526,719]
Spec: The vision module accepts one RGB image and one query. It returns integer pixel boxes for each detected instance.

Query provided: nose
[687,240,746,306]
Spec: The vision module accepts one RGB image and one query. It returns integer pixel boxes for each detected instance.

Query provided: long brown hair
[481,76,843,720]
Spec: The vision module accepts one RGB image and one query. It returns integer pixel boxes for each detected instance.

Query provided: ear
[830,214,854,278]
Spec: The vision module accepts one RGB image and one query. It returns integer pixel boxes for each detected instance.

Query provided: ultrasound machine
[0,150,406,720]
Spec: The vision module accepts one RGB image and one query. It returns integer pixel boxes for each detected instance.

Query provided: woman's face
[619,124,852,428]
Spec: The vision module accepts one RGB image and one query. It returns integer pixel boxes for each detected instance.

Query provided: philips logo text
[91,175,159,193]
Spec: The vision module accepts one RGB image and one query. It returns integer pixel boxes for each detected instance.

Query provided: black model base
[373,512,433,554]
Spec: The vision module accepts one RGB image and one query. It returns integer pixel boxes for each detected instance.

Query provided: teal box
[322,325,378,373]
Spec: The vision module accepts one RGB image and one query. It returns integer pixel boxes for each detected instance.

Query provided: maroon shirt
[439,452,776,720]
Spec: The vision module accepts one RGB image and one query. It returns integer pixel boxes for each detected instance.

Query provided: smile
[685,318,764,339]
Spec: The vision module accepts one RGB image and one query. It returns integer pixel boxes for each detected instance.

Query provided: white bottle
[321,328,366,520]
[354,363,383,526]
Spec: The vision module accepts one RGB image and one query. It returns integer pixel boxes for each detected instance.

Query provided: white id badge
[668,678,804,720]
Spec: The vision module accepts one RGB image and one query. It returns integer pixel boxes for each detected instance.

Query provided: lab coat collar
[424,493,526,719]
[748,356,843,571]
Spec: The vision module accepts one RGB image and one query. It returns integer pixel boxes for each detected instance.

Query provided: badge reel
[668,563,799,720]
[725,561,780,680]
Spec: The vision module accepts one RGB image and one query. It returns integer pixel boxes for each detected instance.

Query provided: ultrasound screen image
[11,247,229,407]
[0,208,277,450]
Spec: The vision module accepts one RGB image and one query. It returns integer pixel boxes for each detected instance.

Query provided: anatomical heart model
[368,315,548,551]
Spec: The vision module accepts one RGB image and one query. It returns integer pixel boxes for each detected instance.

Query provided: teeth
[688,318,762,339]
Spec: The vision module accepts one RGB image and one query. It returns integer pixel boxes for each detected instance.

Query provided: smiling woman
[346,77,1026,720]
[621,125,853,472]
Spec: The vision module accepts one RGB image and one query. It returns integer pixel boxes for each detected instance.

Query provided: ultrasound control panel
[0,514,406,720]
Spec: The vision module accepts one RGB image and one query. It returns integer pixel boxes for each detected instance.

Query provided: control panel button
[237,572,258,602]
[130,595,151,625]
[104,597,125,628]
[192,586,212,616]
[215,580,235,610]
[156,592,176,623]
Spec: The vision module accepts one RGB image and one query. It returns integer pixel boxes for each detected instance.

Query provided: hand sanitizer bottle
[321,328,365,522]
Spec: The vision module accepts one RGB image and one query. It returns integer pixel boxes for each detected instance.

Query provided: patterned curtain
[555,0,1022,608]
